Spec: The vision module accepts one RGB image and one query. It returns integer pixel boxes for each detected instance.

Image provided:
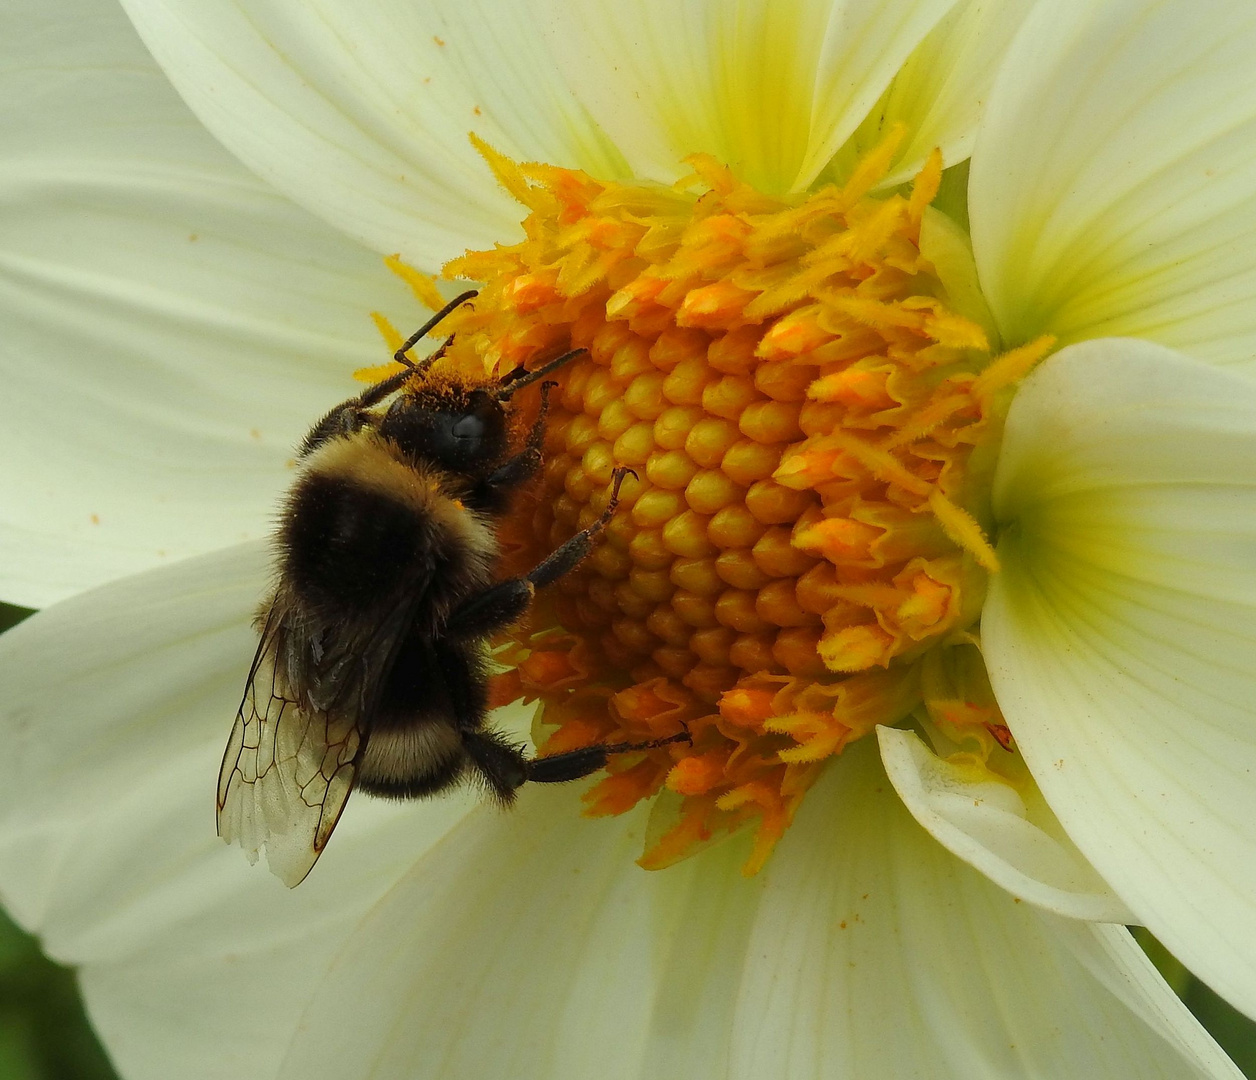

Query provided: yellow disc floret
[373,131,1054,874]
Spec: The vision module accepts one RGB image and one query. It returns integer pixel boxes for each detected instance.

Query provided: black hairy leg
[494,347,586,400]
[461,728,529,802]
[299,365,417,457]
[525,728,692,784]
[444,466,636,641]
[461,710,691,800]
[525,464,635,589]
[469,381,558,511]
[462,726,692,800]
[442,464,686,796]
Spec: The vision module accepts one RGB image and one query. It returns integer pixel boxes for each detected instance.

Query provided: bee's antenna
[494,347,587,400]
[394,289,479,368]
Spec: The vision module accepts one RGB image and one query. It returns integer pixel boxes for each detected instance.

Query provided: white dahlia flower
[1,1,1255,1078]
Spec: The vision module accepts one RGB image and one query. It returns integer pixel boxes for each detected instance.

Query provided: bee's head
[379,382,510,476]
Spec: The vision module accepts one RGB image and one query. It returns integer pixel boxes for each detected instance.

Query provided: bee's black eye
[452,413,485,442]
[379,384,508,476]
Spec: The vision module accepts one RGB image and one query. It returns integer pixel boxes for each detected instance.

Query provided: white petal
[986,337,1256,1021]
[970,0,1256,371]
[0,0,414,606]
[118,0,634,263]
[878,725,1133,922]
[549,0,960,193]
[733,741,1239,1080]
[280,736,1235,1079]
[120,0,976,222]
[79,779,471,1080]
[823,0,1036,188]
[279,786,757,1080]
[2,507,1233,1076]
[0,543,480,1080]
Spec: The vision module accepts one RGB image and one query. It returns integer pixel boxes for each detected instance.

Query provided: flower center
[373,133,1053,873]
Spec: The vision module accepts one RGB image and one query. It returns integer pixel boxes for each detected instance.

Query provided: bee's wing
[216,610,363,888]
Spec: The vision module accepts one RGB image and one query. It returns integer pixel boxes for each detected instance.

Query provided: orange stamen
[405,132,1052,874]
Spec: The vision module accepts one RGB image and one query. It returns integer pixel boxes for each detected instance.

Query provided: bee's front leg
[469,381,559,510]
[297,368,414,457]
[444,466,635,640]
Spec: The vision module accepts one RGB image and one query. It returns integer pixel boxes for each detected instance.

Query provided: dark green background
[0,598,1253,1080]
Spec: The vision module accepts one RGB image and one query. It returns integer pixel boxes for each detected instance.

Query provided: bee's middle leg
[444,466,635,640]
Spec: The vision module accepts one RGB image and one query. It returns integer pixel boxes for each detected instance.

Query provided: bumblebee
[217,292,686,886]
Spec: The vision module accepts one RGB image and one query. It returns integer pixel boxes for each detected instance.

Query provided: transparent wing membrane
[217,614,362,887]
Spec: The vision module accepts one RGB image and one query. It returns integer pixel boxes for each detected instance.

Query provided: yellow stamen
[971,334,1057,402]
[400,133,1049,873]
[927,491,1001,573]
[353,313,407,384]
[383,255,446,312]
[468,132,536,209]
[839,122,908,206]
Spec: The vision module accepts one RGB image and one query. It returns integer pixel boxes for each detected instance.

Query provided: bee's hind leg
[459,694,690,797]
[444,466,636,641]
[525,729,692,784]
[461,728,529,804]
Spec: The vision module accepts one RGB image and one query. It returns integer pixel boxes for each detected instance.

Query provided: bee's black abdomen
[358,636,498,797]
[281,473,424,611]
[356,754,467,800]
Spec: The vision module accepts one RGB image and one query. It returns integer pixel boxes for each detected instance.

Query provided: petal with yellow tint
[987,336,1256,1021]
[731,742,1234,1080]
[119,0,632,265]
[970,0,1256,371]
[878,725,1133,922]
[549,0,961,194]
[820,0,1036,190]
